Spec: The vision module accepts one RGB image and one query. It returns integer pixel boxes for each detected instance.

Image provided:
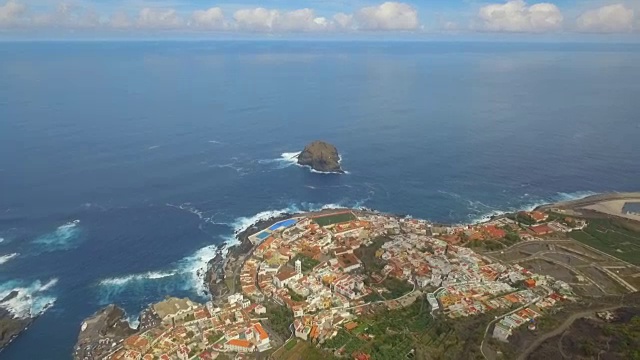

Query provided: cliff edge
[73,305,135,360]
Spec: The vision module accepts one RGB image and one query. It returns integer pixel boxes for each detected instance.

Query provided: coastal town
[72,195,640,360]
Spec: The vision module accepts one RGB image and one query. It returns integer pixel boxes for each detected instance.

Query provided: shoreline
[71,190,640,358]
[536,192,640,211]
[203,191,639,302]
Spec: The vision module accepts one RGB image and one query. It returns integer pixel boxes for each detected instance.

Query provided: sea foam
[99,271,177,287]
[0,278,58,319]
[99,199,371,301]
[32,220,82,252]
[258,152,301,169]
[0,252,19,265]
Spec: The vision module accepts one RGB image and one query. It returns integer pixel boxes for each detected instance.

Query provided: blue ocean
[0,41,639,359]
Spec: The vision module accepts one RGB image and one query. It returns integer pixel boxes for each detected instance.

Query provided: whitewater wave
[100,198,371,301]
[259,151,349,174]
[32,220,82,252]
[176,244,221,297]
[127,314,140,329]
[99,271,177,287]
[208,140,222,144]
[208,163,246,174]
[227,199,372,235]
[0,237,4,244]
[0,252,19,265]
[0,278,58,319]
[258,152,301,169]
[147,145,160,150]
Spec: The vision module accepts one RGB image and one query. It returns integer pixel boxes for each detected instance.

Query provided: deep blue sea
[0,41,639,359]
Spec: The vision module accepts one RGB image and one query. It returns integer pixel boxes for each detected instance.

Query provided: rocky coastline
[70,191,622,357]
[73,305,137,360]
[205,212,295,302]
[0,291,37,352]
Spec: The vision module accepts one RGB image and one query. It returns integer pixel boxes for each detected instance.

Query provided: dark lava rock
[0,308,32,352]
[73,304,136,360]
[297,141,344,173]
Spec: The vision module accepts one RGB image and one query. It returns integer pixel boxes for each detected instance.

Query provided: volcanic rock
[297,141,344,173]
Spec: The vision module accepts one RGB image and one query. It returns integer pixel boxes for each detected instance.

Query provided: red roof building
[483,225,506,239]
[530,224,553,235]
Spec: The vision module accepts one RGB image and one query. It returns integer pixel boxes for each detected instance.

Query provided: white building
[228,293,244,305]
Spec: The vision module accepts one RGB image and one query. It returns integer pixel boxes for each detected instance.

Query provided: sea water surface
[0,41,639,359]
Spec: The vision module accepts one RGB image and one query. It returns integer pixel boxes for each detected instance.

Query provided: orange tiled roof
[227,339,253,348]
[253,323,269,340]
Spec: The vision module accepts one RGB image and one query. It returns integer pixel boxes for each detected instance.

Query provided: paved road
[515,305,620,360]
[480,296,542,360]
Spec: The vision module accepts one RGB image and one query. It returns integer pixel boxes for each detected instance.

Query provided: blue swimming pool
[256,231,270,240]
[268,219,297,231]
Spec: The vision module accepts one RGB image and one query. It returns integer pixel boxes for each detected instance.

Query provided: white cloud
[0,0,26,26]
[191,7,225,29]
[32,2,100,28]
[137,7,183,29]
[233,8,277,31]
[477,0,563,32]
[233,7,329,32]
[355,2,420,30]
[333,12,354,30]
[277,8,328,32]
[576,4,634,33]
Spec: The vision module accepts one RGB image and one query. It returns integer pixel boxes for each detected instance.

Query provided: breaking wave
[258,152,301,169]
[99,271,177,287]
[127,314,140,329]
[0,278,58,319]
[0,252,19,265]
[259,151,349,174]
[100,199,370,302]
[32,220,82,252]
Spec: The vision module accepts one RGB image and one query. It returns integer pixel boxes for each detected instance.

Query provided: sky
[0,0,639,40]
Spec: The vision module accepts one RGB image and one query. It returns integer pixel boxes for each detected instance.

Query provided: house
[344,322,358,331]
[228,293,243,305]
[492,322,511,342]
[336,253,362,272]
[483,225,506,239]
[530,211,548,223]
[273,269,302,288]
[152,297,197,323]
[124,335,150,354]
[292,306,304,318]
[524,279,536,288]
[224,339,255,353]
[254,304,266,315]
[123,350,142,360]
[177,345,189,360]
[293,319,310,340]
[529,224,553,236]
[253,323,270,346]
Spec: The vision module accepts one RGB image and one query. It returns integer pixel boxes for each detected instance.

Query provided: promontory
[297,140,344,173]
